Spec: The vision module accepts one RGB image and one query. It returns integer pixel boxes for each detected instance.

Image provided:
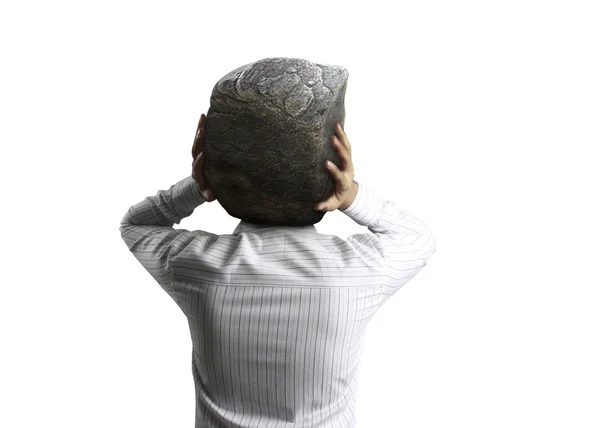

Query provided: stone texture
[202,57,349,226]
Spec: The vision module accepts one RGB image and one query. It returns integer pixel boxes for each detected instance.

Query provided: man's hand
[314,122,357,211]
[191,113,216,202]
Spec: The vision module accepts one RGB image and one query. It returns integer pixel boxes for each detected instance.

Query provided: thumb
[314,196,338,212]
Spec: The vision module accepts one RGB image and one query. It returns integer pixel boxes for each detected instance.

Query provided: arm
[119,175,218,294]
[340,180,436,303]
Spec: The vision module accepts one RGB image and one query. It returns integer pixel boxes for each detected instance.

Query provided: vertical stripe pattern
[120,175,436,427]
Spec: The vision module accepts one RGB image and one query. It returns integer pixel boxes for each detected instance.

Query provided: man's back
[120,178,435,427]
[172,225,386,427]
[177,270,380,427]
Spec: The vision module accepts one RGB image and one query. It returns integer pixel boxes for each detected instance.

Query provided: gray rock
[202,57,349,226]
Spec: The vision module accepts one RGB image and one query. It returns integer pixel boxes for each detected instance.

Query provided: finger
[204,188,215,201]
[193,152,206,188]
[192,129,200,158]
[315,192,340,211]
[192,134,198,158]
[325,160,346,186]
[315,160,343,211]
[192,154,199,180]
[335,123,351,153]
[331,135,350,171]
[192,114,206,158]
[192,128,205,159]
[197,113,205,130]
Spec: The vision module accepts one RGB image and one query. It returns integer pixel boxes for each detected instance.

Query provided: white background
[1,1,599,427]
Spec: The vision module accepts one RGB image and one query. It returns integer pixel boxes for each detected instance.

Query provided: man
[119,114,436,427]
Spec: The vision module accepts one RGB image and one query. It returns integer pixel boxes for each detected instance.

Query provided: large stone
[202,57,349,226]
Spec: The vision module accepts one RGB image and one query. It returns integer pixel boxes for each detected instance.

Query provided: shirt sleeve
[119,175,219,297]
[340,180,436,305]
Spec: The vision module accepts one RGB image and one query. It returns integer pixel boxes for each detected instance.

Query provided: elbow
[119,208,133,232]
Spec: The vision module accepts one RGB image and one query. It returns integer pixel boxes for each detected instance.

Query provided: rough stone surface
[202,57,349,226]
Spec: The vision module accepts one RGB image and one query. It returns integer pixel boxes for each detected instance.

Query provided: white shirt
[120,175,436,428]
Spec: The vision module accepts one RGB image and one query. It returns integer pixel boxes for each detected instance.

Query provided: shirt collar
[233,219,317,235]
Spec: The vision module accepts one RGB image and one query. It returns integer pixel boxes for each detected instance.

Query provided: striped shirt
[119,175,436,428]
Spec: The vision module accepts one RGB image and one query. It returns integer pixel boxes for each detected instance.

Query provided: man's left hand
[191,113,216,202]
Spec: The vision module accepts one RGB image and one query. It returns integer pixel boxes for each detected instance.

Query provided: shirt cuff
[340,179,383,227]
[173,175,206,217]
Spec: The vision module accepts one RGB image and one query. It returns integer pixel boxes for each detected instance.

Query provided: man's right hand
[314,122,358,212]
